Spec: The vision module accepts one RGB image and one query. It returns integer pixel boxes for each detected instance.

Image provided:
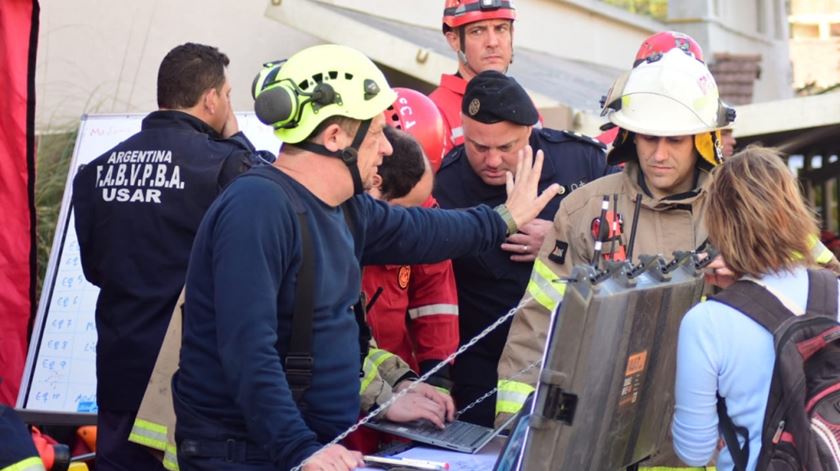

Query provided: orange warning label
[625,350,648,376]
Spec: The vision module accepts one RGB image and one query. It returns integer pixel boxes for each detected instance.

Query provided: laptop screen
[492,393,533,471]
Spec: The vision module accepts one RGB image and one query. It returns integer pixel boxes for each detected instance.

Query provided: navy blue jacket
[73,110,264,411]
[0,406,40,468]
[172,165,507,470]
[434,128,609,368]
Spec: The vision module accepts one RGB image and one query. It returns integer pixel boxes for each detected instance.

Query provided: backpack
[711,268,840,471]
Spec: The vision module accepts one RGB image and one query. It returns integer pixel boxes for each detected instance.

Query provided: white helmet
[604,49,732,137]
[602,48,735,168]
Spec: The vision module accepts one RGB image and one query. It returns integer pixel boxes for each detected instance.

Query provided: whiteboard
[17,112,281,414]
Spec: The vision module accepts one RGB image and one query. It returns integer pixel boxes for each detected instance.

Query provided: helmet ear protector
[252,60,343,130]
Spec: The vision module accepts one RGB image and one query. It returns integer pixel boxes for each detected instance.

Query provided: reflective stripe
[2,457,46,471]
[163,443,180,471]
[812,239,834,264]
[128,418,168,451]
[368,348,393,367]
[526,259,566,312]
[359,349,395,393]
[796,234,833,264]
[408,303,459,319]
[496,380,535,415]
[451,126,463,140]
[359,358,378,394]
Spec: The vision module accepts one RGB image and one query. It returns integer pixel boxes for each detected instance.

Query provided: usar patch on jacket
[549,240,569,264]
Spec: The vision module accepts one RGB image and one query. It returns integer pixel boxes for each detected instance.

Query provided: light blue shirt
[671,266,840,470]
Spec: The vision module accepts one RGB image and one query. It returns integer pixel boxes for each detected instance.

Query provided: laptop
[364,396,531,454]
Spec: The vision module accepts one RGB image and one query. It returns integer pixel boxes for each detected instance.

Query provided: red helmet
[443,0,516,30]
[383,88,447,172]
[634,31,704,66]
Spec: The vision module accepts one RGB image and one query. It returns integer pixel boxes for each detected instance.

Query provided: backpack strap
[805,268,839,319]
[708,277,805,470]
[716,393,750,471]
[709,268,839,470]
[710,278,801,333]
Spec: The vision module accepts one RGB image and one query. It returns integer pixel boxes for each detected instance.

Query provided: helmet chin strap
[293,119,372,195]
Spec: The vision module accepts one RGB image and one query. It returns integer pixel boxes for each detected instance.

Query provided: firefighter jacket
[72,110,263,412]
[130,291,184,471]
[495,161,710,422]
[429,74,467,154]
[0,406,44,471]
[359,347,416,413]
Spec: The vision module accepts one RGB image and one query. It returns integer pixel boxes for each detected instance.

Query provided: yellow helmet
[253,44,397,144]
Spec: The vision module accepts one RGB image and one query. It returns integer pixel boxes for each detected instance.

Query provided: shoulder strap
[285,211,315,405]
[709,280,795,333]
[716,393,750,471]
[237,169,315,404]
[805,268,839,319]
[710,269,839,470]
[709,279,798,469]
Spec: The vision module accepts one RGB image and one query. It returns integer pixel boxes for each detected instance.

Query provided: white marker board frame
[17,112,281,421]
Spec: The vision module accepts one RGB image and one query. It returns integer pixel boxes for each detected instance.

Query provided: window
[791,22,820,38]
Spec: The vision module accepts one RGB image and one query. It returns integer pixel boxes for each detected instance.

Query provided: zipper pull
[772,420,786,444]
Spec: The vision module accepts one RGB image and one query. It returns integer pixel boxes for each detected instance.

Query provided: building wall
[790,39,840,89]
[667,0,793,102]
[318,0,792,102]
[321,0,660,69]
[35,0,794,133]
[789,0,840,89]
[36,0,319,132]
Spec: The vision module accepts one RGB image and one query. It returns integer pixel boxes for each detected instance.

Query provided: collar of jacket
[439,73,467,95]
[142,110,223,139]
[622,161,709,211]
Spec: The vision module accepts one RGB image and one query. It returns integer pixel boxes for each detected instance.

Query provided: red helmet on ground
[383,88,448,172]
[443,0,516,30]
[634,31,704,66]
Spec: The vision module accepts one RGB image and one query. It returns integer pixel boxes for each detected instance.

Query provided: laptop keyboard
[408,419,492,446]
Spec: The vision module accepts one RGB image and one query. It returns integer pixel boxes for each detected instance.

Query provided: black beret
[462,70,538,126]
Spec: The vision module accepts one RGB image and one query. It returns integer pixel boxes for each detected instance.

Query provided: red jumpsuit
[362,197,459,375]
[350,203,459,454]
[429,74,468,155]
[362,260,459,374]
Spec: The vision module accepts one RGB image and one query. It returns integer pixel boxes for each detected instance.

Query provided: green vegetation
[601,0,668,21]
[34,130,77,301]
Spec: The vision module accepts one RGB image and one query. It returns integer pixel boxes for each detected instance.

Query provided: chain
[292,297,538,471]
